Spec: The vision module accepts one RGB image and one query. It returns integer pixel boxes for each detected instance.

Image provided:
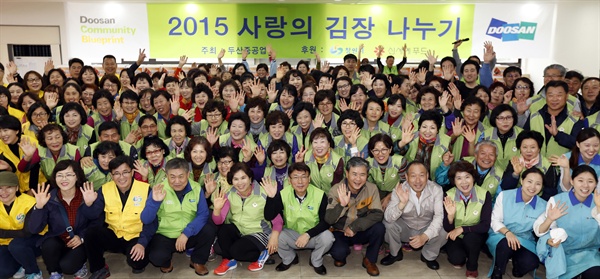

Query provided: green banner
[147,4,474,59]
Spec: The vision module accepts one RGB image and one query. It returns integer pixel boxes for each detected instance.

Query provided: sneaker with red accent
[214,259,237,276]
[248,250,269,272]
[466,270,478,279]
[353,244,363,251]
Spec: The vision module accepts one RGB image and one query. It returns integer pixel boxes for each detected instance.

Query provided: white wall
[0,2,68,65]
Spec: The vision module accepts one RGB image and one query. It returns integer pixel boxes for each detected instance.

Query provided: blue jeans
[0,235,42,279]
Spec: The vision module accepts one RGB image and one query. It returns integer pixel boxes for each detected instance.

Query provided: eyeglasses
[290,175,309,182]
[319,102,333,107]
[341,121,357,127]
[27,78,41,83]
[544,75,562,78]
[56,173,76,180]
[338,84,350,89]
[112,170,132,178]
[32,112,48,118]
[145,149,163,156]
[122,101,137,106]
[103,84,118,89]
[218,160,233,166]
[515,86,530,90]
[141,124,157,129]
[496,116,513,122]
[206,113,222,119]
[371,148,390,155]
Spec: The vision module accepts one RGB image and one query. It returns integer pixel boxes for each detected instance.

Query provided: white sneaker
[25,271,42,279]
[13,267,25,279]
[74,264,88,279]
[48,272,64,279]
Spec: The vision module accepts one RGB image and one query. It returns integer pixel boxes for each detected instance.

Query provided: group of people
[1,40,600,279]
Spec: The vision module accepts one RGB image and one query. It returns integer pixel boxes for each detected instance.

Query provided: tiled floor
[33,247,545,278]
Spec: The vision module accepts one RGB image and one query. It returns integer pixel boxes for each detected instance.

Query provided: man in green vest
[81,121,138,170]
[375,44,407,76]
[325,157,385,276]
[382,161,446,270]
[84,156,155,278]
[141,158,216,276]
[524,80,584,157]
[263,163,334,275]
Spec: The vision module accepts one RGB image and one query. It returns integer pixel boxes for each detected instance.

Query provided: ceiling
[0,0,595,3]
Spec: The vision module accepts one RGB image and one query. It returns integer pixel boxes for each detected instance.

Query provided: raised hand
[276,66,285,81]
[547,202,568,221]
[170,93,180,113]
[260,177,278,198]
[80,156,95,168]
[516,100,530,115]
[7,61,18,75]
[442,151,455,166]
[212,187,227,211]
[152,184,167,202]
[347,127,361,147]
[178,55,188,68]
[217,48,225,60]
[549,154,569,168]
[317,77,334,91]
[133,160,149,180]
[80,181,97,206]
[442,66,455,81]
[443,196,456,217]
[204,173,217,197]
[254,145,266,165]
[417,68,427,84]
[136,49,147,66]
[240,139,253,162]
[19,136,37,160]
[439,91,450,112]
[295,146,307,163]
[241,48,249,60]
[401,113,414,131]
[313,113,324,128]
[44,59,55,75]
[45,93,59,110]
[451,118,464,138]
[483,41,495,63]
[376,45,384,58]
[511,156,525,175]
[399,125,415,148]
[544,115,559,136]
[453,40,463,49]
[337,183,351,207]
[395,183,410,205]
[425,50,438,67]
[285,109,293,120]
[266,83,278,103]
[462,126,477,143]
[32,183,51,209]
[181,109,194,123]
[206,127,219,146]
[339,98,349,112]
[361,73,374,90]
[114,101,123,121]
[209,64,218,77]
[313,51,321,63]
[250,78,262,98]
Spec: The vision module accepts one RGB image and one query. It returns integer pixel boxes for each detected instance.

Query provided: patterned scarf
[66,127,79,145]
[315,150,330,165]
[124,110,139,124]
[519,155,540,169]
[415,135,436,170]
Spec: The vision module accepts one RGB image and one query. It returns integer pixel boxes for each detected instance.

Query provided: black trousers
[147,223,216,268]
[329,222,385,263]
[577,266,600,279]
[84,226,150,273]
[217,223,264,262]
[446,232,486,272]
[41,236,87,275]
[493,238,539,275]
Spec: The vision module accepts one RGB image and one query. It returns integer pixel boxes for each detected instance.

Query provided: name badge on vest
[166,200,174,205]
[488,184,494,189]
[16,213,25,224]
[307,206,314,210]
[252,202,258,207]
[558,127,565,132]
[473,210,479,215]
[189,199,196,203]
[133,196,142,206]
[391,173,396,178]
[512,147,517,152]
[327,173,332,177]
[392,134,397,139]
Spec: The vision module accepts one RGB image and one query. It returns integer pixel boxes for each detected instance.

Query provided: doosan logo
[486,18,537,42]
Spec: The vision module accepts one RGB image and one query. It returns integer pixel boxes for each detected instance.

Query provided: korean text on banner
[147,4,475,59]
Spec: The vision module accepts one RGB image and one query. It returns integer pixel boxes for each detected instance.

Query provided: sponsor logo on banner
[486,18,537,41]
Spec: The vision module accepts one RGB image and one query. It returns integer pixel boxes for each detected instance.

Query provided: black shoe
[309,260,327,275]
[265,258,276,265]
[512,266,525,278]
[131,267,144,274]
[275,255,299,271]
[420,254,440,270]
[491,266,503,279]
[380,249,403,266]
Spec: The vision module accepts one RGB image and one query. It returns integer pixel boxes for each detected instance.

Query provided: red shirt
[57,189,83,243]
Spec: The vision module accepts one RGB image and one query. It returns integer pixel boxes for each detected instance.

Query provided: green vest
[305,150,343,193]
[481,126,522,171]
[382,66,399,75]
[451,122,485,159]
[156,180,202,238]
[90,110,117,139]
[528,94,578,114]
[84,164,112,191]
[406,133,451,177]
[164,138,188,161]
[154,109,186,139]
[218,134,257,162]
[447,186,488,233]
[587,111,600,131]
[188,160,216,188]
[361,120,390,140]
[529,110,578,157]
[193,119,229,137]
[290,124,319,150]
[38,144,79,179]
[118,112,141,141]
[382,113,403,142]
[59,125,94,155]
[264,166,292,189]
[143,159,167,187]
[280,185,324,234]
[333,135,369,162]
[258,132,297,165]
[88,140,134,157]
[225,183,270,236]
[367,155,405,192]
[464,157,503,197]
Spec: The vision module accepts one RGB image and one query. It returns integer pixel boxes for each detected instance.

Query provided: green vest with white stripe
[529,110,578,157]
[367,155,405,192]
[305,149,344,193]
[225,183,270,236]
[447,186,488,235]
[481,126,522,171]
[406,133,451,177]
[38,144,79,179]
[280,185,323,234]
